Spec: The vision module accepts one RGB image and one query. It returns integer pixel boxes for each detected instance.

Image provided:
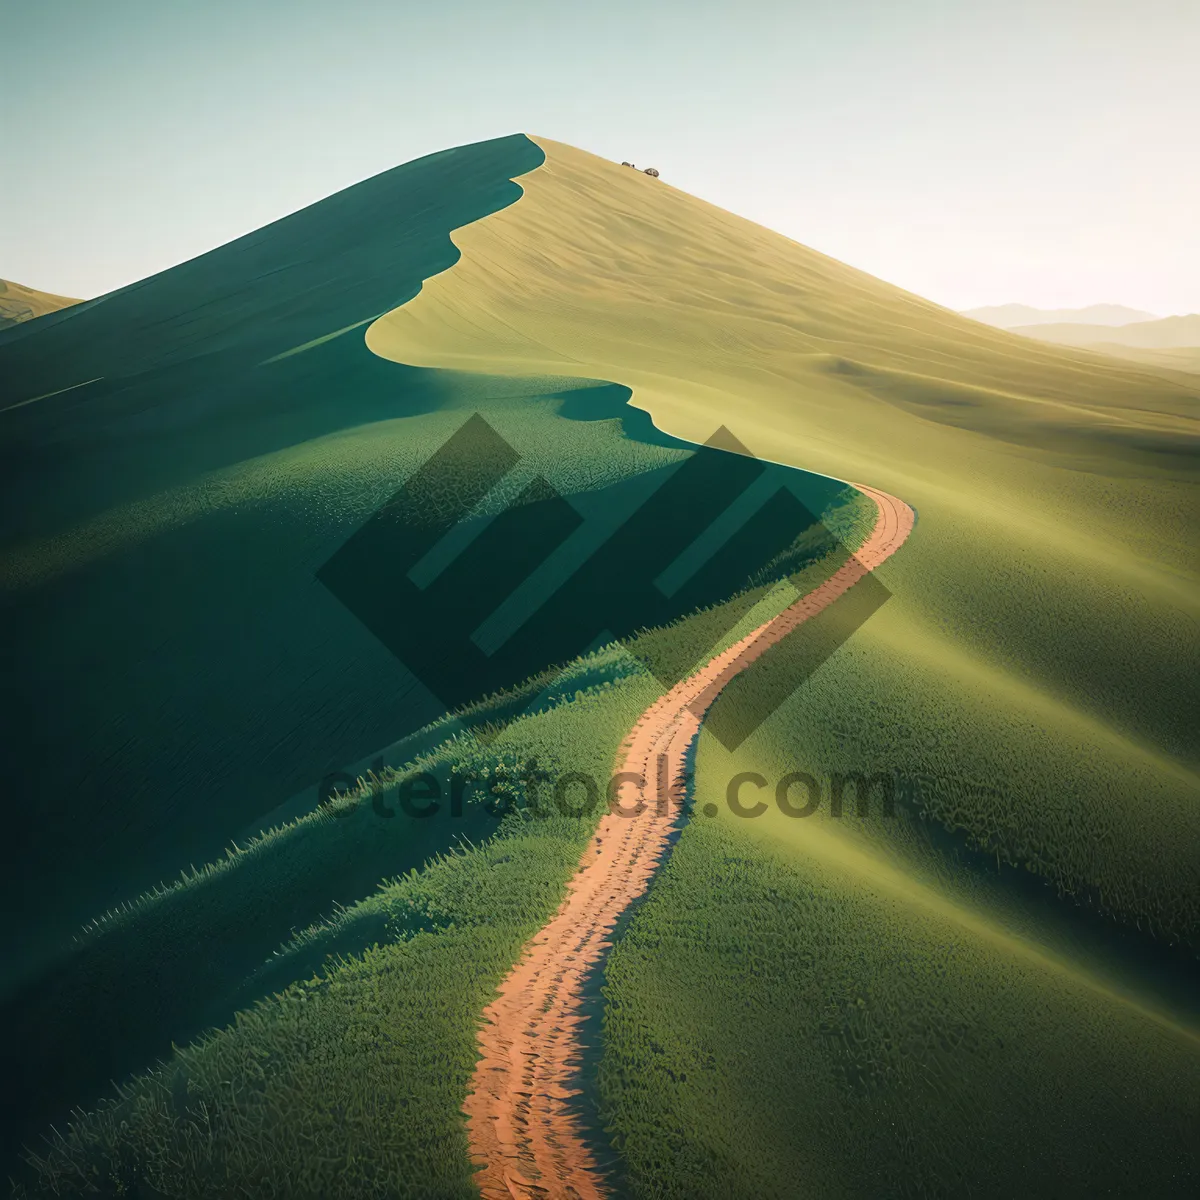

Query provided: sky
[5,0,1199,314]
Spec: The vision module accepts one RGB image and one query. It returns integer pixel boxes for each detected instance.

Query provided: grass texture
[597,790,1200,1199]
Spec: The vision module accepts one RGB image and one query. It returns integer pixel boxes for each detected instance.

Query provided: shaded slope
[11,671,664,1200]
[0,134,554,981]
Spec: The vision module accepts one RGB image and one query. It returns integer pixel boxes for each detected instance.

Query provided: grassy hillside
[8,526,873,1196]
[370,136,1200,943]
[4,134,1198,1196]
[0,132,876,1183]
[368,136,1200,1189]
[599,786,1199,1199]
[13,663,660,1200]
[0,278,79,329]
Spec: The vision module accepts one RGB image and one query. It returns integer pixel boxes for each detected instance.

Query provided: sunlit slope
[0,278,80,329]
[369,137,1200,947]
[600,779,1200,1199]
[369,139,1197,472]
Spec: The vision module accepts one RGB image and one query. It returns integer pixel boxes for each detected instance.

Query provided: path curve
[464,484,915,1199]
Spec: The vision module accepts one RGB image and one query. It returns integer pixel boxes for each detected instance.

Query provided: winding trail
[464,484,915,1199]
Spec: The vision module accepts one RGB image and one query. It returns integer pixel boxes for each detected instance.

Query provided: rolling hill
[962,301,1158,328]
[0,134,867,1179]
[1004,313,1200,375]
[2,134,1197,1198]
[1010,312,1200,349]
[0,278,80,329]
[1073,343,1200,373]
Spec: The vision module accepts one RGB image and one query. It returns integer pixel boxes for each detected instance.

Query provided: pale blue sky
[5,0,1198,313]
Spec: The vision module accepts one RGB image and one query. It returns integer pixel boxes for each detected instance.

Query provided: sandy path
[463,484,915,1199]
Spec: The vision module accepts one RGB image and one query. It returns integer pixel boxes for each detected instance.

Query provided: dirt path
[463,484,915,1199]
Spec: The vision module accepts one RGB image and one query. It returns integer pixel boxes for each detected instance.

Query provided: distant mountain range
[961,305,1200,372]
[1008,313,1200,350]
[1001,313,1200,374]
[963,303,1158,329]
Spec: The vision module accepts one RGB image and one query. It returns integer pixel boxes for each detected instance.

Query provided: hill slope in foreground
[1,134,1197,1197]
[0,278,79,328]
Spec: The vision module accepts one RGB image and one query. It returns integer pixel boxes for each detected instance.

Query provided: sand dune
[0,277,79,328]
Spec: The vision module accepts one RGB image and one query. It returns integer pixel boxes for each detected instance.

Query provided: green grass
[0,369,695,1167]
[3,468,869,1190]
[597,785,1200,1199]
[11,665,656,1199]
[363,136,1198,1194]
[0,646,634,1168]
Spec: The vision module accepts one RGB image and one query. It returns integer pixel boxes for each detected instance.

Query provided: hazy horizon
[4,0,1198,314]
